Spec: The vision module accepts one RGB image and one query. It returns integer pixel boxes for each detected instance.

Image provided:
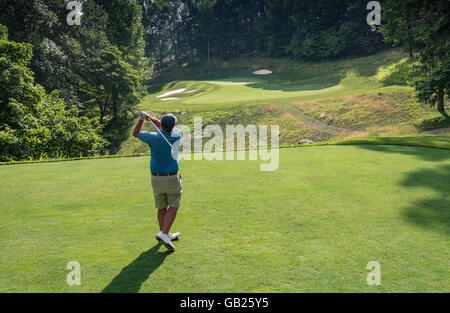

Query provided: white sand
[160,97,180,101]
[253,69,272,75]
[157,88,186,98]
[184,90,197,93]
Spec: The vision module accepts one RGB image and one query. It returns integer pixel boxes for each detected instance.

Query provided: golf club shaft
[146,117,174,148]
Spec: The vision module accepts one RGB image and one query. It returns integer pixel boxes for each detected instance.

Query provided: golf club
[141,111,174,149]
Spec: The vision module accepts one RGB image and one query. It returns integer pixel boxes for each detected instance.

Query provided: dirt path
[421,127,450,134]
[277,102,348,138]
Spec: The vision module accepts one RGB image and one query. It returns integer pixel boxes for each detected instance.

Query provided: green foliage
[410,56,450,113]
[380,0,416,56]
[382,0,450,114]
[83,44,145,153]
[287,5,383,60]
[0,24,7,40]
[142,0,387,67]
[0,91,105,161]
[0,27,104,161]
[0,0,150,153]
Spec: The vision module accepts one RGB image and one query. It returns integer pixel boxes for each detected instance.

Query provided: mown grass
[311,134,450,150]
[1,145,449,292]
[3,133,449,166]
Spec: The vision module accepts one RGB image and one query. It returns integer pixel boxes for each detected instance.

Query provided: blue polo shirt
[138,129,181,174]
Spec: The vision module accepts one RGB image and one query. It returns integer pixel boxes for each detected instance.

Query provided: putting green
[142,74,374,111]
[0,145,448,292]
[183,81,345,105]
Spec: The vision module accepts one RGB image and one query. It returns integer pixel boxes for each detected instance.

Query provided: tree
[141,0,387,64]
[0,25,104,161]
[0,0,150,153]
[94,0,149,71]
[84,45,142,153]
[380,0,416,57]
[381,0,449,116]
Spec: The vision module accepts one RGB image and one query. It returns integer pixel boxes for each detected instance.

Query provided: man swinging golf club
[133,111,182,251]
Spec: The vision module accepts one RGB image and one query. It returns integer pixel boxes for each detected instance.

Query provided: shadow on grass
[355,144,450,162]
[355,145,449,235]
[245,80,339,92]
[102,243,172,293]
[400,165,450,235]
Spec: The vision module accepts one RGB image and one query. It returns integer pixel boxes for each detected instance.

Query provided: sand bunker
[184,90,197,94]
[253,69,272,75]
[157,88,186,98]
[160,97,180,101]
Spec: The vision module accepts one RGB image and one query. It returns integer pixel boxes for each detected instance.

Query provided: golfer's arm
[133,115,162,138]
[148,116,162,129]
[133,120,144,138]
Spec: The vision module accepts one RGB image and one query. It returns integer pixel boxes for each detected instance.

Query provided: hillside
[119,49,449,155]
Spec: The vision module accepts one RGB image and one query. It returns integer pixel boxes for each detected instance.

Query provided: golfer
[133,112,182,251]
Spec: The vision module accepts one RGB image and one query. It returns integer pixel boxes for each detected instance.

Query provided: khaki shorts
[151,174,182,209]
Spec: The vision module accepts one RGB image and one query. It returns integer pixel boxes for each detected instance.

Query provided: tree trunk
[407,24,413,58]
[99,95,109,125]
[173,32,178,62]
[207,41,210,62]
[437,91,448,118]
[99,104,105,125]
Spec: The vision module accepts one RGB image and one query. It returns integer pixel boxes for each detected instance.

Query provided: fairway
[1,145,448,292]
[141,50,408,112]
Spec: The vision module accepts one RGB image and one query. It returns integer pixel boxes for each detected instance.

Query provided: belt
[152,172,178,177]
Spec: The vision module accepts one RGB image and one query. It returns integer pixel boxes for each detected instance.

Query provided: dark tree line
[142,0,386,68]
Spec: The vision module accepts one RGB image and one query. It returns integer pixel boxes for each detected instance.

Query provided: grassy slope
[322,133,450,150]
[118,49,448,155]
[142,49,410,111]
[1,145,449,292]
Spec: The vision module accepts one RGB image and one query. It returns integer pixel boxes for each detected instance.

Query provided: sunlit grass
[1,145,449,292]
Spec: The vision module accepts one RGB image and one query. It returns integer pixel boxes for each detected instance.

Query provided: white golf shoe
[156,232,175,251]
[169,232,180,241]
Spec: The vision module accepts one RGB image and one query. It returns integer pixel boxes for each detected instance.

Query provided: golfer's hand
[140,112,150,121]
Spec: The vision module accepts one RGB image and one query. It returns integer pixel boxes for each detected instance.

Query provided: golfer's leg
[161,175,182,235]
[162,207,178,234]
[153,191,168,231]
[157,208,167,231]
